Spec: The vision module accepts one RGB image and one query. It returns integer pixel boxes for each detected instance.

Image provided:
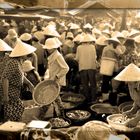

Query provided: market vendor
[43,37,69,116]
[114,63,140,128]
[2,39,35,122]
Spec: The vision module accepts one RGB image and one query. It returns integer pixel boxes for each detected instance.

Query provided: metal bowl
[90,103,119,114]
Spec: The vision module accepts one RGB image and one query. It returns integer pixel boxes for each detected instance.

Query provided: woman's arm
[23,76,34,92]
[56,55,69,79]
[2,78,9,103]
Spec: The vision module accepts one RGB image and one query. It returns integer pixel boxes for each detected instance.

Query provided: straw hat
[83,23,93,29]
[121,30,129,38]
[92,28,101,35]
[73,34,83,42]
[67,22,73,27]
[96,36,108,46]
[0,39,13,51]
[102,29,110,35]
[129,29,140,37]
[66,32,74,39]
[22,60,35,72]
[81,33,96,43]
[107,37,121,44]
[111,31,125,38]
[20,33,32,41]
[33,31,45,41]
[70,23,80,29]
[3,22,9,27]
[114,63,140,81]
[7,29,18,39]
[33,80,60,105]
[64,40,74,48]
[54,37,62,46]
[43,38,61,50]
[9,39,36,57]
[134,35,140,43]
[77,28,83,33]
[43,27,60,37]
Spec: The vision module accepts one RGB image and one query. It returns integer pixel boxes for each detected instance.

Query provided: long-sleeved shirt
[47,50,69,86]
[76,43,97,71]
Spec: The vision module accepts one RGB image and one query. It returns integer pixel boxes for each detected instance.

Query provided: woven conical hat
[114,63,140,81]
[0,39,13,51]
[9,39,36,57]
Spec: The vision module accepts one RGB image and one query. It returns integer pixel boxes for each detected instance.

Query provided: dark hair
[124,38,135,47]
[108,40,119,48]
[32,36,39,42]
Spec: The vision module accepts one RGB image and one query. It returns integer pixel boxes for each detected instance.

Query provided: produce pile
[49,118,70,128]
[66,110,90,120]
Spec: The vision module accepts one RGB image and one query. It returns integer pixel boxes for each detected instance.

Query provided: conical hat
[81,33,96,43]
[83,23,93,29]
[111,31,125,38]
[92,28,101,35]
[73,34,83,42]
[43,27,60,37]
[66,32,74,39]
[107,37,121,44]
[96,35,108,46]
[70,23,80,29]
[20,33,32,41]
[134,35,140,43]
[114,63,140,81]
[43,38,61,50]
[129,29,140,37]
[9,39,36,57]
[0,39,13,51]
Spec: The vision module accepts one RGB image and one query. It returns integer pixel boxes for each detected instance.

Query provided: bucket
[100,57,117,76]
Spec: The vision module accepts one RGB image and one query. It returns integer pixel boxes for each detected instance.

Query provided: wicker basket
[90,103,119,114]
[33,80,60,106]
[107,114,136,131]
[118,101,133,113]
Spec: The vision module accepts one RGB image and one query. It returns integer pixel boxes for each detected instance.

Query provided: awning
[0,14,54,20]
[68,1,108,16]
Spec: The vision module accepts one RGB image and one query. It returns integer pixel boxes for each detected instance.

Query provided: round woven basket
[33,80,60,106]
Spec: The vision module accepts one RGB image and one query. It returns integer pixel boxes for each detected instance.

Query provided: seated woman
[114,63,140,128]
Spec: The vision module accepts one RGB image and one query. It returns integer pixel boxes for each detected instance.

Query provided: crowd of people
[0,14,140,129]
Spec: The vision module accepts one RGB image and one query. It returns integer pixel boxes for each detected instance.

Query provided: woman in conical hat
[2,39,36,122]
[114,63,140,128]
[0,39,13,121]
